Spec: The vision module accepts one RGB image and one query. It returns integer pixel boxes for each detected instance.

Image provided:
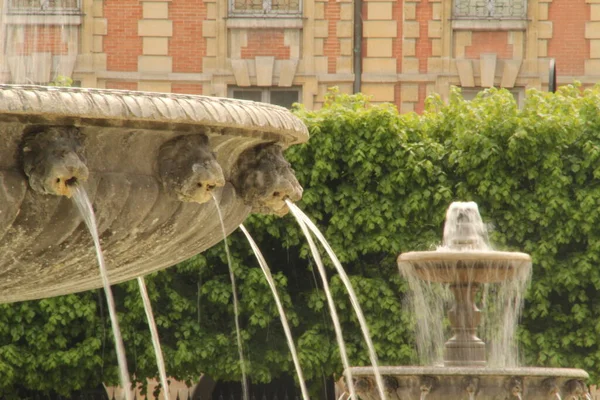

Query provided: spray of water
[286,203,357,400]
[399,258,531,367]
[399,202,532,367]
[137,276,170,400]
[285,201,387,400]
[211,194,249,400]
[72,185,132,400]
[239,224,310,400]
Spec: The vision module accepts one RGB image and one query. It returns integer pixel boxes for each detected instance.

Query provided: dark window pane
[232,90,262,102]
[270,90,299,109]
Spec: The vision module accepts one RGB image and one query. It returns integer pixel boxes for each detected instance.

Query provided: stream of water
[137,276,170,400]
[72,185,132,400]
[239,224,310,400]
[285,201,387,400]
[286,203,357,400]
[211,194,249,400]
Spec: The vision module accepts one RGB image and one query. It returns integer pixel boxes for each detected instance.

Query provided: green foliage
[3,84,600,396]
[47,75,73,87]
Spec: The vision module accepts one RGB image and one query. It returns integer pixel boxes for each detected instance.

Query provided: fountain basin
[398,251,532,284]
[0,85,308,303]
[348,366,590,400]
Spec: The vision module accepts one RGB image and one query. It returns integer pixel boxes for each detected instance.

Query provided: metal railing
[7,0,81,13]
[453,0,527,19]
[229,0,301,17]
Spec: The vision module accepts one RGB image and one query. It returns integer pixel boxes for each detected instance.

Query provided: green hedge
[2,84,600,397]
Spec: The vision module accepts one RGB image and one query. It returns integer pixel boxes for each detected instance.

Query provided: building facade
[0,0,598,111]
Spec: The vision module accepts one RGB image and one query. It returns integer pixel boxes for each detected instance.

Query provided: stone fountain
[348,202,590,400]
[0,84,307,303]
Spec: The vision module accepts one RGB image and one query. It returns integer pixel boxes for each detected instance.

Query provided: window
[453,0,527,19]
[8,0,81,13]
[229,0,301,17]
[230,87,301,109]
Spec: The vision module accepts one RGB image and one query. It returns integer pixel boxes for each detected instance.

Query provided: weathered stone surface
[158,134,225,204]
[0,85,308,303]
[231,144,302,216]
[347,366,590,400]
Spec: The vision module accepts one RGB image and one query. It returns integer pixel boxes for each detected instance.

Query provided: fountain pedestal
[445,283,486,367]
[345,202,591,399]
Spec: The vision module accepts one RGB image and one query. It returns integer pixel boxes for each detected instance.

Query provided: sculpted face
[22,127,89,197]
[158,135,225,204]
[231,144,303,216]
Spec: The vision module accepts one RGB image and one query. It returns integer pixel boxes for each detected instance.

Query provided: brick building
[0,0,598,112]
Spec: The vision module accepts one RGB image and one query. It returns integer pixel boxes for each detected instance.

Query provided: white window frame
[228,86,302,108]
[228,0,302,17]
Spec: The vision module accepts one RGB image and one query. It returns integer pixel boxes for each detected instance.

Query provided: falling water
[211,194,249,400]
[400,259,531,367]
[399,268,449,365]
[286,203,357,400]
[137,276,170,400]
[285,201,387,400]
[399,201,532,367]
[72,185,132,400]
[239,224,310,400]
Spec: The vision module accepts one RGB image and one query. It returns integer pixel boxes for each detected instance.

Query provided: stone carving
[22,126,89,197]
[158,135,225,204]
[231,144,303,216]
[0,85,308,303]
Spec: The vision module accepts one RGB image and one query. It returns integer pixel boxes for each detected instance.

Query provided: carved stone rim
[0,84,308,146]
[347,366,589,379]
[398,250,531,264]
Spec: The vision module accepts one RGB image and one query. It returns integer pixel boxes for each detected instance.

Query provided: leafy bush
[2,84,600,397]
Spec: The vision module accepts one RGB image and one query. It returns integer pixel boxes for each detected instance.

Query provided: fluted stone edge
[0,85,309,146]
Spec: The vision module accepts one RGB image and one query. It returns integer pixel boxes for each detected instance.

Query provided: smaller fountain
[347,202,590,400]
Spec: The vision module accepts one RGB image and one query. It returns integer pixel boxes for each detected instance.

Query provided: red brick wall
[465,31,513,60]
[392,0,403,73]
[323,0,341,73]
[548,0,590,75]
[240,29,291,60]
[394,83,402,110]
[415,1,432,73]
[170,0,207,73]
[415,83,427,114]
[171,83,203,95]
[17,26,68,55]
[104,0,142,72]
